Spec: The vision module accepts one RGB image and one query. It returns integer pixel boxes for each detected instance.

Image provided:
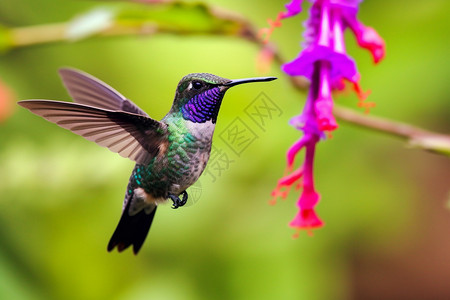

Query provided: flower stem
[333,106,450,155]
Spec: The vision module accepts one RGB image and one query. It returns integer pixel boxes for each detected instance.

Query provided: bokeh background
[0,0,449,299]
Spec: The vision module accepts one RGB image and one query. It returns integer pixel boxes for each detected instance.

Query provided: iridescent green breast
[130,115,214,198]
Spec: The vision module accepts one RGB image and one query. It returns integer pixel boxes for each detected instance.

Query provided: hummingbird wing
[58,68,148,116]
[18,100,168,165]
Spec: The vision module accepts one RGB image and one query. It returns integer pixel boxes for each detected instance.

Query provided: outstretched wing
[18,100,168,165]
[58,68,148,116]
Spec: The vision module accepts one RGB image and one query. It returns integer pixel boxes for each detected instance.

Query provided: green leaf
[116,2,246,36]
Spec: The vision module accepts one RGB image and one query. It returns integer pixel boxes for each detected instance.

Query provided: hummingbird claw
[180,190,188,206]
[169,191,188,209]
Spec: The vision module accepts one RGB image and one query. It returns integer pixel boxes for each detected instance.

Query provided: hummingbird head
[170,73,276,124]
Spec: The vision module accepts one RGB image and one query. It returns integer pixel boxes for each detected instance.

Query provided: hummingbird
[19,68,276,254]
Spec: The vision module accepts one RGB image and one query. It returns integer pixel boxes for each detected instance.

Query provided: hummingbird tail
[107,193,157,254]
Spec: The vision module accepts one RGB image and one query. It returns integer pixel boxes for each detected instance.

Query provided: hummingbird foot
[169,191,188,209]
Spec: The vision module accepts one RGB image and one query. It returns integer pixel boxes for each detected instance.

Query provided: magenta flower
[265,0,385,236]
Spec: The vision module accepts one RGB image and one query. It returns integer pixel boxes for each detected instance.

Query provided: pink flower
[0,78,14,122]
[341,7,386,63]
[290,208,324,237]
[266,0,385,236]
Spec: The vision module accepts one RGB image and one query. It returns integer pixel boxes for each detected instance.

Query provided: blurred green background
[0,0,449,299]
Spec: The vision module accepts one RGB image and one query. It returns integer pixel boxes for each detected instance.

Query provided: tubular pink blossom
[287,136,308,168]
[341,6,386,63]
[315,61,338,131]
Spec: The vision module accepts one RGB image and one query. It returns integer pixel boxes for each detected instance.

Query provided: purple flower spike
[267,0,384,236]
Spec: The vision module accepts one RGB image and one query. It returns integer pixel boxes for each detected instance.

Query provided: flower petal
[282,0,303,18]
[282,45,358,83]
[289,208,324,229]
[341,10,386,63]
[315,98,338,131]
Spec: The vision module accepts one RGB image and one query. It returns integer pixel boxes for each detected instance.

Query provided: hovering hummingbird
[19,68,276,254]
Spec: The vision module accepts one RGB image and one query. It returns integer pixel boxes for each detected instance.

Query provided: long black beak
[224,76,277,87]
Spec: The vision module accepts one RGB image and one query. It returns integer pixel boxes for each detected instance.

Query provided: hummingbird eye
[192,81,203,90]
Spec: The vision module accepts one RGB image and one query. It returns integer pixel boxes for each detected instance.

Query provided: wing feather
[18,100,168,165]
[59,68,148,116]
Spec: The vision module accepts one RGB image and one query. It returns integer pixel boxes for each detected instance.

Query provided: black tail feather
[107,203,157,255]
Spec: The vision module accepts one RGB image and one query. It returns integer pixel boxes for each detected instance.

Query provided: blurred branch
[1,1,449,155]
[334,106,450,155]
[6,23,67,48]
